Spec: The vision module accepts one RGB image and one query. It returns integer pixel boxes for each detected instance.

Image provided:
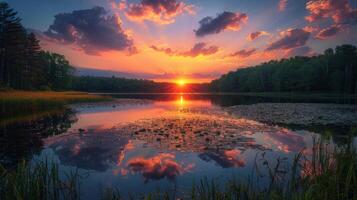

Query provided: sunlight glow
[176,79,186,87]
[175,95,186,108]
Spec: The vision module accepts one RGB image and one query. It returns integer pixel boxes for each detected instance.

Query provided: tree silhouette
[210,45,357,94]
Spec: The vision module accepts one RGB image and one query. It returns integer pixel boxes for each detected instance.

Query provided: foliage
[0,2,74,90]
[210,45,357,94]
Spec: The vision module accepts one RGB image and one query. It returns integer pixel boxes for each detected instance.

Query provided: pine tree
[24,32,43,88]
[0,2,27,88]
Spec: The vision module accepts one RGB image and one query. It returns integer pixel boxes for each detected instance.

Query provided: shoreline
[0,91,111,124]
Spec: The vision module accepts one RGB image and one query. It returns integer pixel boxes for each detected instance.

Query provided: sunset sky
[6,0,357,83]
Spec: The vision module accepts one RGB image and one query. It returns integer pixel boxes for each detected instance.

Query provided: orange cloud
[117,0,195,25]
[303,25,320,33]
[223,150,245,167]
[127,153,194,182]
[305,0,357,24]
[247,31,269,41]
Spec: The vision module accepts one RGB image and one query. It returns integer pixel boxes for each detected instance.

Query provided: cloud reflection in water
[126,153,194,182]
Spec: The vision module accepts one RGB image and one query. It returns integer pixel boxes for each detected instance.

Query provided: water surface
[1,93,356,199]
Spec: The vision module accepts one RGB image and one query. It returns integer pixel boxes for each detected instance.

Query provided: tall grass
[1,138,356,200]
[186,138,357,200]
[0,91,111,123]
[0,160,82,200]
[105,138,357,200]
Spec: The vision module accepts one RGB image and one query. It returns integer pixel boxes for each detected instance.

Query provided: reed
[0,160,81,200]
[1,138,356,200]
[0,91,111,122]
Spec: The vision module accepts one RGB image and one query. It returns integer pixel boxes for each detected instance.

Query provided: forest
[210,45,357,94]
[0,2,73,90]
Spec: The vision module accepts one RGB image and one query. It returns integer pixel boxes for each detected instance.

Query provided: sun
[176,79,186,87]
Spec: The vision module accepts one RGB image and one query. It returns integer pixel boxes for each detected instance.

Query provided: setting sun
[176,79,186,87]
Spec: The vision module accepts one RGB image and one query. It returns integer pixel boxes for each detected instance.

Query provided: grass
[0,160,82,200]
[0,138,356,200]
[0,91,111,124]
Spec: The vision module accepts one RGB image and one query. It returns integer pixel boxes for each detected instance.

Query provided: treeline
[72,76,209,93]
[0,2,74,90]
[210,45,357,94]
[72,76,173,93]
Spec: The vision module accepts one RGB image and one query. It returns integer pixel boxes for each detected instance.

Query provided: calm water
[1,94,356,199]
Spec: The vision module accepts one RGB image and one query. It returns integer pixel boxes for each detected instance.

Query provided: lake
[1,93,357,199]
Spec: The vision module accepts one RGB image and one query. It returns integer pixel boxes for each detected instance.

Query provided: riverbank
[0,91,111,124]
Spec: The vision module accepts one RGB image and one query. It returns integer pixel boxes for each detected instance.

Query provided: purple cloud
[195,11,248,37]
[266,28,310,51]
[151,42,219,57]
[44,6,136,55]
[315,25,345,40]
[229,48,257,58]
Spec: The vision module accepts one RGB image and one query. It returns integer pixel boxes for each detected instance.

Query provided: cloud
[126,153,193,182]
[266,28,310,51]
[228,48,257,58]
[315,24,345,40]
[303,25,319,33]
[150,42,219,57]
[247,31,269,41]
[120,0,195,25]
[195,11,248,37]
[278,0,288,12]
[285,46,313,57]
[305,0,357,24]
[199,150,245,168]
[44,6,136,55]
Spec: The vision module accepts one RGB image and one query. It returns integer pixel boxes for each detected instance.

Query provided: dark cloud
[150,42,219,57]
[315,25,345,40]
[229,48,256,58]
[248,31,269,41]
[124,0,195,24]
[44,6,136,55]
[305,0,357,24]
[266,28,310,51]
[195,11,248,37]
[199,150,245,168]
[285,46,313,57]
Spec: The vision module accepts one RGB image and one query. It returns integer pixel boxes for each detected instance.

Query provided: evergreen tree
[0,2,26,87]
[24,32,43,89]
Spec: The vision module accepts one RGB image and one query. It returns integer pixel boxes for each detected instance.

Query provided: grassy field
[0,91,111,124]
